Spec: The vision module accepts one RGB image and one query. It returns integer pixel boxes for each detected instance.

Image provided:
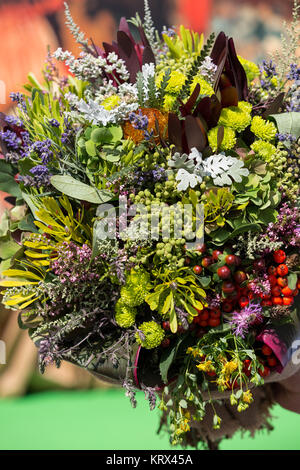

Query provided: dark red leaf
[227,38,248,100]
[142,46,156,66]
[221,86,238,107]
[180,84,200,116]
[138,26,152,49]
[117,31,141,83]
[195,95,221,129]
[262,93,285,118]
[168,113,183,150]
[184,115,207,152]
[119,17,135,44]
[217,126,225,149]
[102,42,119,56]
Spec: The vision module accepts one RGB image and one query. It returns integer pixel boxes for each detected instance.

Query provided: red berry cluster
[193,308,221,328]
[261,250,299,307]
[257,344,281,377]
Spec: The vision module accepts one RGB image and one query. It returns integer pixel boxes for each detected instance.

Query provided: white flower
[141,63,155,80]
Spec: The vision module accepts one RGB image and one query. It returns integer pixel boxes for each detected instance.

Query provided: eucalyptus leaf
[50,175,113,204]
[269,112,300,139]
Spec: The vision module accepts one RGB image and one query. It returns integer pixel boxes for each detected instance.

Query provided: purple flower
[31,139,53,164]
[276,132,296,143]
[263,202,300,248]
[129,110,149,130]
[49,119,60,128]
[3,115,23,127]
[287,63,300,81]
[0,129,22,151]
[61,118,73,144]
[19,164,51,188]
[10,92,27,112]
[230,302,264,338]
[260,60,277,91]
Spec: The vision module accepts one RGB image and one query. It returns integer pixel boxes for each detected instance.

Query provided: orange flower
[123,108,168,144]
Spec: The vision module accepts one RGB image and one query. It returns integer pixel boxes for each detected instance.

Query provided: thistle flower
[230,302,264,338]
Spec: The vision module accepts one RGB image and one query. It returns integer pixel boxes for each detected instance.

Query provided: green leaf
[159,336,186,384]
[0,240,20,260]
[50,175,113,204]
[160,343,177,384]
[179,399,188,409]
[108,126,123,142]
[288,273,297,290]
[0,173,22,198]
[269,112,300,139]
[258,208,277,225]
[85,140,97,157]
[0,160,14,175]
[145,290,162,311]
[169,300,177,333]
[21,193,42,221]
[91,128,112,144]
[161,291,173,315]
[199,276,211,288]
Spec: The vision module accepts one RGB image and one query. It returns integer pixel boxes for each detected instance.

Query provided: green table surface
[0,389,299,450]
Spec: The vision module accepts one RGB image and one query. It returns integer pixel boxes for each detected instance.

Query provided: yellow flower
[156,70,186,94]
[163,94,177,111]
[180,418,190,433]
[242,390,253,404]
[222,361,238,378]
[101,95,121,110]
[186,346,204,358]
[190,75,214,97]
[196,360,214,372]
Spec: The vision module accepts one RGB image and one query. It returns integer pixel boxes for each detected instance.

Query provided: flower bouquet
[0,0,300,449]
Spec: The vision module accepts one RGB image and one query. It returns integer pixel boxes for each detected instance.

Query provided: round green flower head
[251,140,277,161]
[208,126,237,152]
[120,284,147,307]
[238,101,253,114]
[128,269,150,289]
[218,105,251,132]
[156,70,186,94]
[115,300,137,328]
[190,75,214,97]
[135,321,165,349]
[250,116,277,141]
[237,56,260,82]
